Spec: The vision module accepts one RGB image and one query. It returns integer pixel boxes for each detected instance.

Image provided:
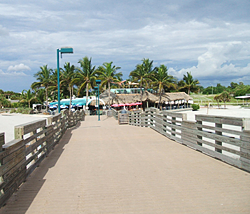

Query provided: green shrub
[15,107,32,114]
[11,102,20,108]
[10,109,16,113]
[192,104,200,111]
[22,108,31,114]
[16,108,23,113]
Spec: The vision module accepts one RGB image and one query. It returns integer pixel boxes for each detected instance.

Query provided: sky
[0,0,250,92]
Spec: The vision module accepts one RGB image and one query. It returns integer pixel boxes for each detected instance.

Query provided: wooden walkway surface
[1,116,250,214]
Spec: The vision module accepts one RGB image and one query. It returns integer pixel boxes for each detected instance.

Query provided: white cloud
[0,69,27,76]
[169,41,250,86]
[7,63,31,72]
[0,25,9,37]
[0,1,250,91]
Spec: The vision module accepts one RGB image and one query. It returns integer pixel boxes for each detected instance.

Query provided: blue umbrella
[60,105,68,109]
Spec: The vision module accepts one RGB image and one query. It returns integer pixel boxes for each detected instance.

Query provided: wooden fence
[0,110,85,207]
[128,107,250,172]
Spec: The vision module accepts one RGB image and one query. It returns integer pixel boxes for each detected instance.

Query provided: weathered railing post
[240,118,250,171]
[0,133,4,185]
[0,133,4,152]
[215,122,222,153]
[14,126,24,140]
[181,120,196,148]
[196,116,203,147]
[172,116,176,137]
[45,125,54,155]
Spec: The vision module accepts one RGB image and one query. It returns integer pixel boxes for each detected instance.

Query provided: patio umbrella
[125,103,133,106]
[60,105,68,109]
[135,102,142,105]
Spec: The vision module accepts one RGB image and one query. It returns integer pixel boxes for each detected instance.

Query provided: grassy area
[190,94,247,106]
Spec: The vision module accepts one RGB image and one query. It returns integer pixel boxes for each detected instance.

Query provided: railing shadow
[0,122,81,214]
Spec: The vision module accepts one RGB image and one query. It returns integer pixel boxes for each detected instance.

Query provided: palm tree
[61,62,76,111]
[181,72,200,95]
[152,64,176,108]
[0,95,11,108]
[31,65,53,111]
[97,62,122,108]
[73,57,96,109]
[34,88,46,104]
[20,89,36,108]
[214,94,222,108]
[129,58,156,102]
[219,91,231,108]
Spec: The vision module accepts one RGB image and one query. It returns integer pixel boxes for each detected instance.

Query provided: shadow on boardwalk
[1,116,250,214]
[0,122,81,214]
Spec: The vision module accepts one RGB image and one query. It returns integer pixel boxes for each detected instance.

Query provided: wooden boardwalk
[1,116,250,214]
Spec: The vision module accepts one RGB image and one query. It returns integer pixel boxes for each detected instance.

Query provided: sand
[0,113,51,143]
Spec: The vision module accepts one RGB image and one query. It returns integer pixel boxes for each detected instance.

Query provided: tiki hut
[161,92,193,109]
[92,89,193,109]
[115,91,158,104]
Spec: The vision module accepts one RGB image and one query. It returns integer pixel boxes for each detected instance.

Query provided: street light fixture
[57,47,73,113]
[96,80,101,121]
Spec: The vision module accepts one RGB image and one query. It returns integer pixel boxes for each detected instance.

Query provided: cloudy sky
[1,0,250,92]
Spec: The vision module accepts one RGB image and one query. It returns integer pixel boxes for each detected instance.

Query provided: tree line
[0,57,249,109]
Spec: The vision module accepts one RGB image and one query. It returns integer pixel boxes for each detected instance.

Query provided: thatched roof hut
[115,91,159,103]
[89,90,192,106]
[161,92,192,103]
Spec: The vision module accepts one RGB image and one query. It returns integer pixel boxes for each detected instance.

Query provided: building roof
[99,90,192,105]
[235,95,250,99]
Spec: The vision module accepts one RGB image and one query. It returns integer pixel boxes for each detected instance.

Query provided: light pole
[96,80,101,121]
[57,47,73,113]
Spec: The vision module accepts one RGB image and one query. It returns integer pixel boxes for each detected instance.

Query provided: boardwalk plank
[1,116,250,214]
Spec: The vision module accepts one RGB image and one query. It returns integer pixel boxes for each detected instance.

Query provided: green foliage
[213,91,231,108]
[10,108,16,113]
[151,64,176,108]
[229,82,238,89]
[129,58,156,90]
[74,56,97,104]
[14,108,32,114]
[20,89,36,108]
[234,85,250,97]
[4,57,250,108]
[0,95,11,108]
[192,104,200,111]
[11,102,20,108]
[32,65,53,111]
[97,61,122,107]
[179,72,200,95]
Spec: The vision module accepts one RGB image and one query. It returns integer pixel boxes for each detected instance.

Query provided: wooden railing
[111,109,118,120]
[0,110,85,207]
[128,107,250,172]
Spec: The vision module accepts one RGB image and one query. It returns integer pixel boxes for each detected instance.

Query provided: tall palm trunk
[108,81,111,108]
[157,87,162,109]
[46,87,48,112]
[86,82,89,110]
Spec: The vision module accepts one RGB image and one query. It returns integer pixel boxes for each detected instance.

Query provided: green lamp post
[57,47,73,113]
[96,80,101,121]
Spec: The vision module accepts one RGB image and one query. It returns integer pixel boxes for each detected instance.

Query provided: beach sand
[0,113,51,143]
[181,105,250,121]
